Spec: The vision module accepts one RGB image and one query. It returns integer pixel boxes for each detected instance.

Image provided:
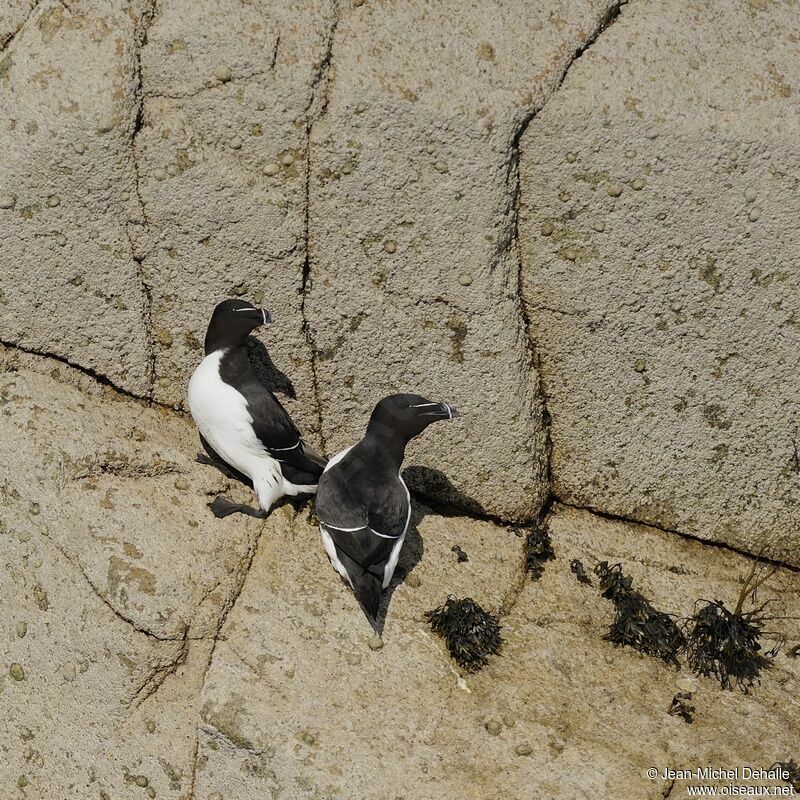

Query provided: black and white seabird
[315,393,459,623]
[187,298,327,518]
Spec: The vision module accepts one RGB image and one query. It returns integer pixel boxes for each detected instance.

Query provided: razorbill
[315,393,459,623]
[187,298,327,518]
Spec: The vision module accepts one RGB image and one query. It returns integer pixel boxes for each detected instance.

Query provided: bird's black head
[366,393,459,445]
[204,298,271,354]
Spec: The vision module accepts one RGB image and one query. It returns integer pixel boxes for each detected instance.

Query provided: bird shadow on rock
[246,336,296,400]
[372,469,487,633]
[402,465,486,519]
[371,502,429,636]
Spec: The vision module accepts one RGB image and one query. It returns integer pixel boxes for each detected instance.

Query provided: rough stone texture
[0,355,226,798]
[0,517,213,800]
[4,0,800,791]
[0,348,266,641]
[306,0,621,520]
[195,505,525,799]
[491,505,799,799]
[1,357,798,798]
[136,0,337,436]
[183,505,800,799]
[0,0,152,394]
[0,0,627,523]
[519,0,800,562]
[2,0,800,549]
[0,1,35,50]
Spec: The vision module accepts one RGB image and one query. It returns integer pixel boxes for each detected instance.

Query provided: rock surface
[136,0,337,433]
[2,0,799,551]
[1,359,797,798]
[305,0,621,519]
[519,0,800,561]
[3,0,800,794]
[0,0,152,394]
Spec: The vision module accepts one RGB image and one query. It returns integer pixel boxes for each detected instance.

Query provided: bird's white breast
[187,350,271,481]
[322,445,354,473]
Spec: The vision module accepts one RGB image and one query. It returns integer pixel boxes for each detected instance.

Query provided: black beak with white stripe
[315,393,460,626]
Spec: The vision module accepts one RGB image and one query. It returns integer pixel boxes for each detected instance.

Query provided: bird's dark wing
[219,348,327,481]
[267,438,327,485]
[316,450,410,619]
[315,448,410,538]
[319,521,399,620]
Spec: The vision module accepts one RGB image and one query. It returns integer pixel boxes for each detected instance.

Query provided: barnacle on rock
[426,596,502,672]
[594,561,685,666]
[570,558,592,585]
[523,525,555,581]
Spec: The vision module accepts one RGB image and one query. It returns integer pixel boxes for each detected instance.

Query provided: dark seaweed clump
[594,562,686,667]
[426,596,502,672]
[523,525,555,581]
[771,760,800,793]
[570,559,592,585]
[451,545,469,563]
[595,560,633,599]
[683,599,773,692]
[668,692,695,724]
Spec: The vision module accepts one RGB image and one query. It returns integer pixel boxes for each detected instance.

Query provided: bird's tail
[300,440,328,472]
[338,551,382,624]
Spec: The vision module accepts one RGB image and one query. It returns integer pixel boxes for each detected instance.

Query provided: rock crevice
[0,0,42,53]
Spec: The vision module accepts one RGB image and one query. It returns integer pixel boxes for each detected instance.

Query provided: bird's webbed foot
[208,495,267,519]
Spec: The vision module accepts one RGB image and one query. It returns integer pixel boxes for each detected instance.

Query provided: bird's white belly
[188,352,284,509]
[323,445,353,473]
[320,525,353,586]
[383,475,411,587]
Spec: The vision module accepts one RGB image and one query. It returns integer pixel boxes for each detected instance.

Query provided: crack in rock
[198,722,269,757]
[39,529,185,641]
[128,0,158,399]
[60,452,185,482]
[0,340,170,408]
[300,0,342,452]
[142,68,272,101]
[130,630,190,708]
[185,513,270,798]
[509,0,625,519]
[557,499,800,573]
[0,0,42,53]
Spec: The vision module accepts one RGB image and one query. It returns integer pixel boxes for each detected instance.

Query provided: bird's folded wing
[318,495,407,580]
[246,390,301,450]
[244,388,327,473]
[246,390,328,474]
[320,522,399,579]
[322,523,397,564]
[266,437,328,475]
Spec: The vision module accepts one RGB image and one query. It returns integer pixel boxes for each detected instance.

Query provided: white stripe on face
[414,402,453,418]
[262,308,267,324]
